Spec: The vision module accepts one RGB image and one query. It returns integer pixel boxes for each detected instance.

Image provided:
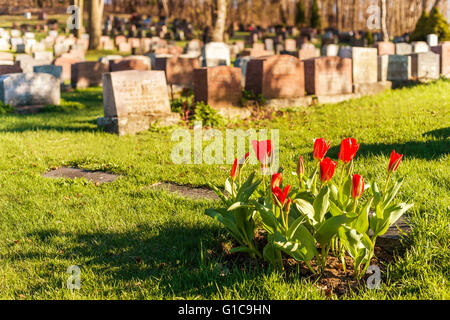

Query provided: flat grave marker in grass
[149,182,218,200]
[42,167,118,184]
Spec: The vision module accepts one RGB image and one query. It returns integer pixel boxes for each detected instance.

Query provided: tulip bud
[296,155,304,177]
[388,150,403,173]
[352,174,364,199]
[230,158,238,180]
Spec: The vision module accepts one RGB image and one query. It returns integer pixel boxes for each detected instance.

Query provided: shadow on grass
[23,223,264,297]
[327,137,449,160]
[0,117,101,133]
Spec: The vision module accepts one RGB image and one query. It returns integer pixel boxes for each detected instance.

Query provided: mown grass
[0,79,448,299]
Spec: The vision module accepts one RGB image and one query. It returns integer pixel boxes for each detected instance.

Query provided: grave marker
[304,57,352,95]
[245,55,305,99]
[0,72,60,106]
[194,66,241,108]
[99,70,178,135]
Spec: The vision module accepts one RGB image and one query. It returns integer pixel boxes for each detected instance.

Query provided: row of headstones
[2,39,449,110]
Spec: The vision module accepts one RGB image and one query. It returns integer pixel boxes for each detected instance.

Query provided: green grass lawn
[0,80,448,299]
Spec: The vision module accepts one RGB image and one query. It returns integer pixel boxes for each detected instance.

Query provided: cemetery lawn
[0,80,449,300]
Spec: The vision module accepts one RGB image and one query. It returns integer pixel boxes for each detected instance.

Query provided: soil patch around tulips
[217,229,405,298]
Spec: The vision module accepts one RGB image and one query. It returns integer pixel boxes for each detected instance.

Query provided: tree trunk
[380,0,389,41]
[71,0,84,38]
[88,0,104,50]
[212,0,227,42]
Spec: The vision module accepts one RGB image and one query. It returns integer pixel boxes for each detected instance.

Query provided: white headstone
[202,42,231,67]
[412,41,429,53]
[321,44,339,57]
[0,73,60,107]
[11,29,21,38]
[426,34,438,47]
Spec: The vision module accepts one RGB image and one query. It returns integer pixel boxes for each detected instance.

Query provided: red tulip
[230,158,238,180]
[272,185,291,207]
[338,138,360,163]
[284,198,292,213]
[313,138,331,161]
[252,140,272,167]
[352,174,365,199]
[296,155,304,177]
[320,157,337,183]
[271,173,283,191]
[238,151,250,165]
[388,150,403,173]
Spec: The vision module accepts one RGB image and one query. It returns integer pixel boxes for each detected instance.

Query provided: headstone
[53,55,82,82]
[298,44,319,60]
[98,55,123,65]
[194,66,241,108]
[378,55,411,82]
[395,43,412,55]
[54,43,70,57]
[185,39,202,57]
[234,40,245,52]
[409,52,440,80]
[110,59,150,72]
[33,65,63,83]
[338,46,353,58]
[0,52,14,63]
[0,72,60,107]
[0,64,22,75]
[99,70,178,135]
[233,56,252,86]
[304,57,353,95]
[412,41,429,53]
[264,38,274,52]
[321,44,339,57]
[16,44,26,54]
[24,32,35,39]
[154,55,200,87]
[245,55,305,99]
[352,47,378,84]
[33,51,53,64]
[284,39,297,52]
[375,41,395,56]
[48,30,58,38]
[0,38,10,51]
[71,61,109,89]
[202,42,230,67]
[15,54,47,73]
[11,30,21,38]
[431,42,450,77]
[427,34,438,47]
[118,42,131,53]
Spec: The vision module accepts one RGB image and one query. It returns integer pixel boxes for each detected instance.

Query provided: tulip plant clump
[205,138,413,279]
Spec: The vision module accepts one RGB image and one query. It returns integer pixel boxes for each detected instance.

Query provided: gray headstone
[395,43,412,55]
[410,52,440,80]
[378,55,411,81]
[33,65,63,83]
[0,72,60,107]
[352,47,378,84]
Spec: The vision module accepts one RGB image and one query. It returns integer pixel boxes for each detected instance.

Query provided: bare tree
[380,0,389,41]
[212,0,228,42]
[88,0,104,50]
